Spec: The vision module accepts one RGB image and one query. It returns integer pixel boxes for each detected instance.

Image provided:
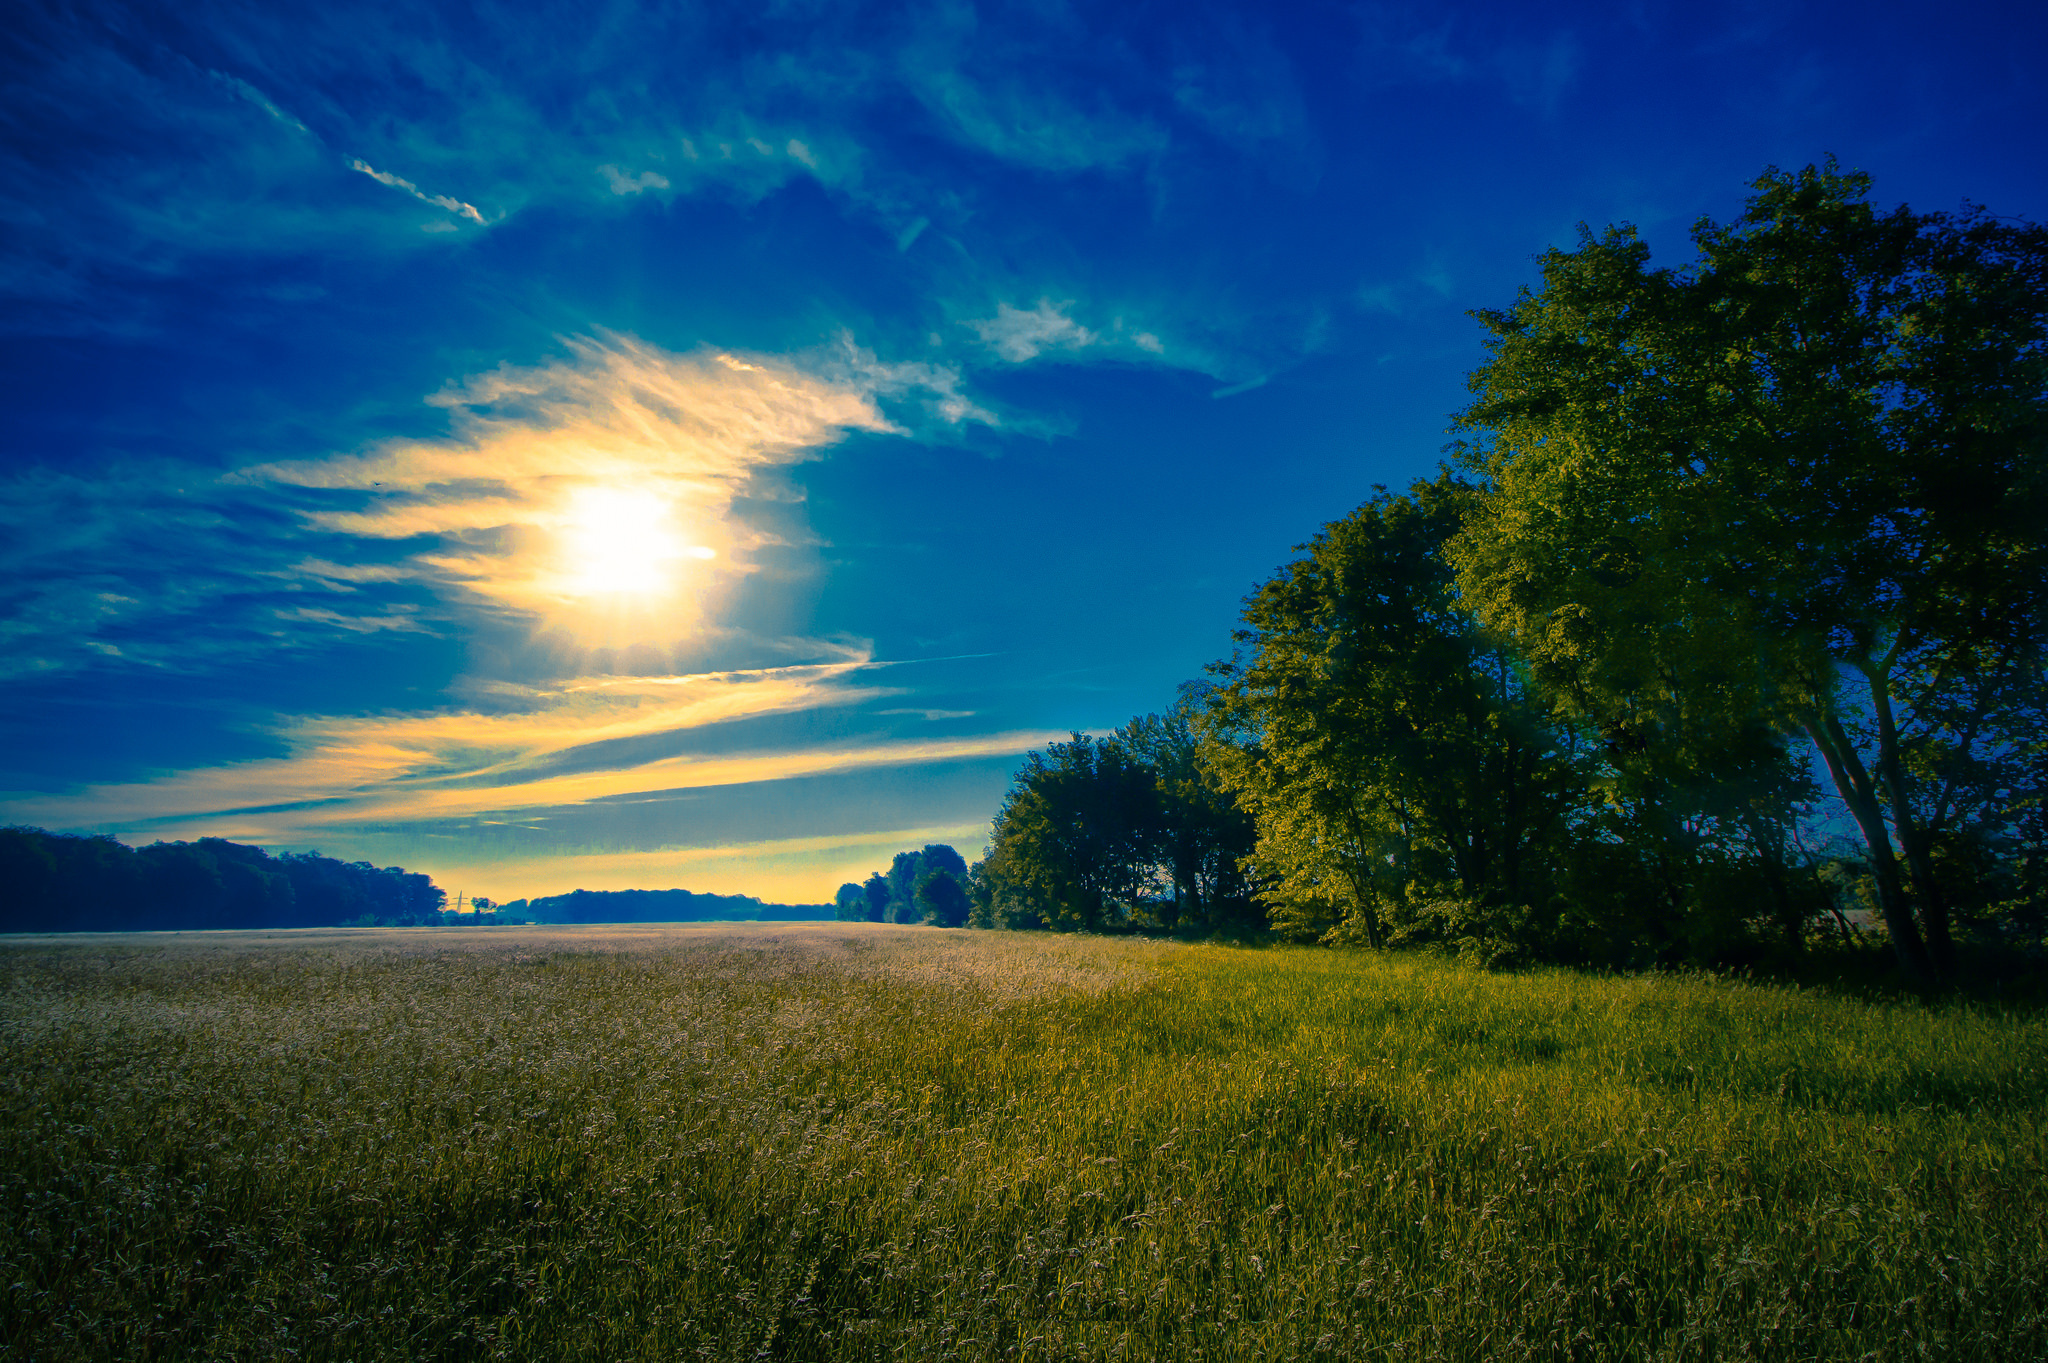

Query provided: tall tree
[1208,477,1591,949]
[1117,704,1260,933]
[861,872,891,924]
[979,734,1160,931]
[915,868,971,927]
[1452,162,2048,984]
[886,850,926,923]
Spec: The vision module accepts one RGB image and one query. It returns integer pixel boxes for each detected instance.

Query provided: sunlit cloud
[0,334,973,675]
[246,335,916,647]
[0,646,1055,845]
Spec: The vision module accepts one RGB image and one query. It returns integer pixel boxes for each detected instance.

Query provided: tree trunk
[1804,715,1938,986]
[1863,673,1957,976]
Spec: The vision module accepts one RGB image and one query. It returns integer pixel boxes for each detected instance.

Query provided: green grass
[2,925,2043,1361]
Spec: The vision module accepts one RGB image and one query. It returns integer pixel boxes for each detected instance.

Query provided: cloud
[0,333,990,678]
[962,299,1185,371]
[1210,376,1267,400]
[598,164,671,195]
[968,300,1099,363]
[206,70,310,134]
[1355,11,1583,114]
[0,460,430,680]
[0,647,1058,845]
[4,0,1335,397]
[819,336,1000,428]
[244,334,907,642]
[1168,13,1318,188]
[349,158,488,223]
[911,70,1168,173]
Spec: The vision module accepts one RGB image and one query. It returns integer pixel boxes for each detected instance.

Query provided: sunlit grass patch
[2,926,2043,1360]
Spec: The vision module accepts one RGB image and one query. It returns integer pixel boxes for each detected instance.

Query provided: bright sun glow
[561,487,715,596]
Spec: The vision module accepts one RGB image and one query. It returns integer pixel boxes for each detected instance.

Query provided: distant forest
[0,829,836,933]
[494,888,831,924]
[936,165,2046,988]
[0,828,446,933]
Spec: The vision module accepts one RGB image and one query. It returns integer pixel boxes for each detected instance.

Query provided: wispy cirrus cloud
[1354,9,1583,115]
[0,461,412,680]
[0,648,1056,847]
[3,0,1307,382]
[348,157,487,224]
[966,299,1164,364]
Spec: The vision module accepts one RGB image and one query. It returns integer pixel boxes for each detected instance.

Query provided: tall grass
[2,924,2042,1360]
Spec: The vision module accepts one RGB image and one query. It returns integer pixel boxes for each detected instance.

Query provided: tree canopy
[1450,161,2048,984]
[975,708,1258,935]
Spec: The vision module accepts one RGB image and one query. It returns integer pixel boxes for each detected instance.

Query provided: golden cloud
[0,656,1054,845]
[247,335,898,645]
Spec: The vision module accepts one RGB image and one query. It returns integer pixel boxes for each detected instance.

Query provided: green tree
[915,868,971,927]
[834,882,866,921]
[964,860,997,928]
[886,850,926,923]
[918,844,969,884]
[1208,477,1593,954]
[861,873,891,924]
[979,734,1159,931]
[1117,704,1260,934]
[1451,162,2048,984]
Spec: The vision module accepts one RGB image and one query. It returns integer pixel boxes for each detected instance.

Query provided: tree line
[494,887,831,923]
[0,827,447,932]
[959,164,2045,986]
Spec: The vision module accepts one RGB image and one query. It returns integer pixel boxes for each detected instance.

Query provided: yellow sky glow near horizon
[417,820,996,907]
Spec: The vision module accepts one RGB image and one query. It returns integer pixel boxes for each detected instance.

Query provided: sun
[560,487,715,596]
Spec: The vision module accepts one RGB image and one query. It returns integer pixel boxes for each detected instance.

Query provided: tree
[979,734,1160,931]
[915,868,971,927]
[1451,162,2048,984]
[886,850,927,922]
[0,828,446,932]
[1117,704,1260,933]
[1207,477,1592,952]
[861,872,891,923]
[834,882,867,921]
[919,844,969,884]
[965,860,997,928]
[909,845,971,927]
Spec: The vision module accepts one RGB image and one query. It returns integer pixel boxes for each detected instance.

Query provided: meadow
[1,925,2041,1361]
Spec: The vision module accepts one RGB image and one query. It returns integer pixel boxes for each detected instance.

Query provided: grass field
[1,924,2042,1361]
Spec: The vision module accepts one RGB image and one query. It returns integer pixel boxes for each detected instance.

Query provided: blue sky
[4,0,2044,904]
